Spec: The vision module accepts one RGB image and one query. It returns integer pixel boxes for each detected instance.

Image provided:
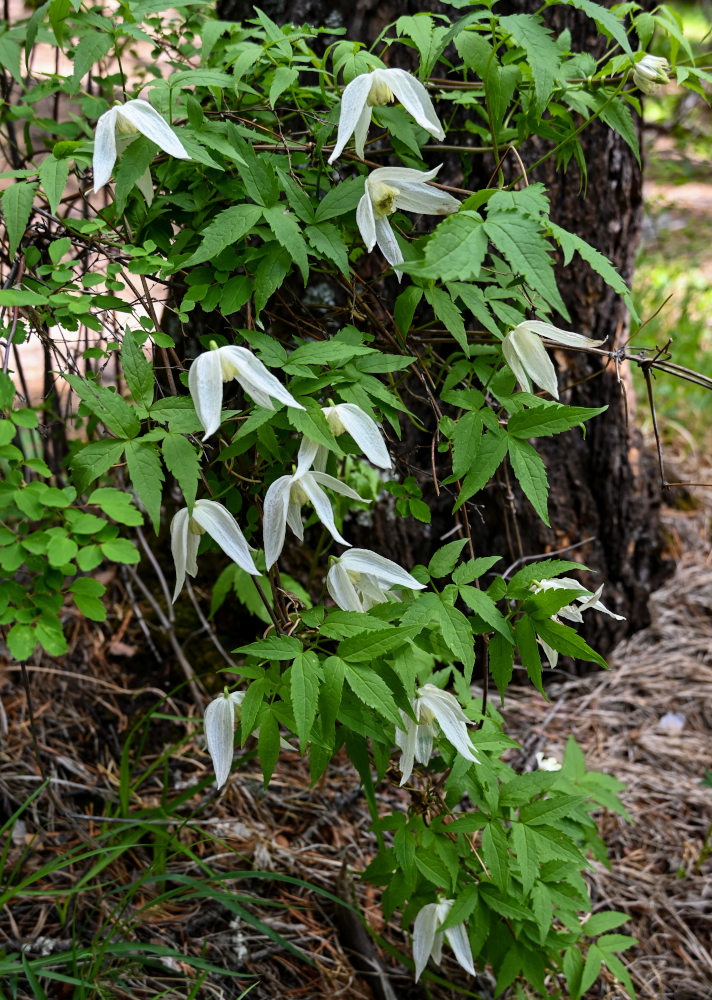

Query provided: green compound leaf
[183,204,263,267]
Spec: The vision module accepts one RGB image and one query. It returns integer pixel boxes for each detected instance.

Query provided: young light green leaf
[500,13,561,114]
[428,538,469,579]
[269,65,298,107]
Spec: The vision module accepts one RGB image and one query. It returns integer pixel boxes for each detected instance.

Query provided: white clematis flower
[395,684,479,786]
[530,577,625,668]
[502,320,605,399]
[326,548,425,612]
[204,690,245,789]
[356,165,460,279]
[189,342,303,440]
[322,402,391,469]
[263,438,370,569]
[535,751,562,772]
[92,98,190,195]
[633,54,671,95]
[412,898,475,982]
[171,499,259,602]
[328,67,445,164]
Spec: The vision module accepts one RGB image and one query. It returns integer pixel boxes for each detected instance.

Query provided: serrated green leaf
[534,617,608,669]
[2,181,36,258]
[286,403,340,453]
[184,204,263,267]
[344,663,402,726]
[234,634,302,660]
[580,944,603,994]
[508,436,549,525]
[121,331,154,408]
[290,650,320,751]
[459,586,513,641]
[598,94,640,166]
[451,409,483,479]
[508,403,606,439]
[64,373,140,440]
[305,223,349,275]
[482,822,509,892]
[0,36,22,84]
[268,65,298,107]
[314,176,364,222]
[124,439,164,532]
[161,434,200,509]
[531,882,553,944]
[425,286,468,354]
[71,441,127,493]
[437,601,474,672]
[511,821,538,896]
[514,615,543,693]
[254,244,291,317]
[583,912,630,937]
[263,204,308,283]
[421,211,487,281]
[428,538,468,579]
[339,625,419,662]
[569,0,632,56]
[484,212,567,318]
[500,13,560,114]
[548,221,636,318]
[414,850,453,891]
[70,30,113,90]
[394,285,422,337]
[38,156,70,216]
[455,428,508,509]
[114,136,156,213]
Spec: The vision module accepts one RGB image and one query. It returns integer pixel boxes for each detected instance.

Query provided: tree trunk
[212,0,670,652]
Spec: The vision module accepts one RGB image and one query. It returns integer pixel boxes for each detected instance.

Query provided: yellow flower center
[289,482,309,505]
[370,181,399,218]
[324,409,346,436]
[115,111,140,136]
[347,569,362,586]
[367,74,394,107]
[188,517,206,536]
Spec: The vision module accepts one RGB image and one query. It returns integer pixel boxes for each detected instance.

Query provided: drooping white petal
[352,100,373,161]
[339,549,425,591]
[92,108,118,192]
[263,475,293,569]
[368,165,442,186]
[414,718,435,765]
[220,345,303,412]
[386,68,445,141]
[188,349,224,440]
[326,561,364,612]
[521,320,605,350]
[117,99,190,160]
[296,436,321,477]
[309,470,369,503]
[328,72,375,164]
[502,325,559,398]
[170,507,191,602]
[443,921,476,976]
[395,182,461,216]
[192,499,259,576]
[286,500,305,541]
[419,685,480,764]
[412,902,440,981]
[395,714,418,786]
[356,190,378,251]
[204,693,236,789]
[299,476,352,547]
[325,403,391,468]
[374,215,403,272]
